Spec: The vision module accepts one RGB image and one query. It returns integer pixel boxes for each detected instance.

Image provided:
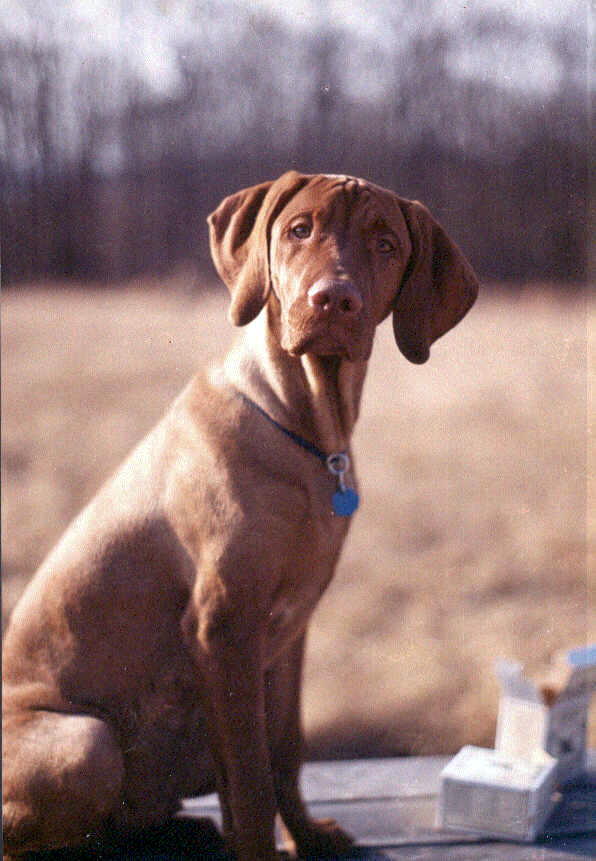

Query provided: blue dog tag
[332,488,360,517]
[327,452,359,517]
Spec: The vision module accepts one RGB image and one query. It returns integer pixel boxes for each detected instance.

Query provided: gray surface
[180,754,596,857]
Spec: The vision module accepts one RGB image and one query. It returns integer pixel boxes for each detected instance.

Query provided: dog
[2,171,478,860]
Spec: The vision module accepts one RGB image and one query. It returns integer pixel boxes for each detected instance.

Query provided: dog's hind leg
[2,708,124,857]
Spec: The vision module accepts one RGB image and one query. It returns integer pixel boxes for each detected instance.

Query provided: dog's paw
[289,817,354,858]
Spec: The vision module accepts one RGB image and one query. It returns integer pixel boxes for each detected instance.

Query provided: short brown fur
[2,172,478,860]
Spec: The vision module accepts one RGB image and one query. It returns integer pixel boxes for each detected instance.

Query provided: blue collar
[238,392,360,517]
[238,392,328,464]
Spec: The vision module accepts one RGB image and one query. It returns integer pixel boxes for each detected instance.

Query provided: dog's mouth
[283,319,373,362]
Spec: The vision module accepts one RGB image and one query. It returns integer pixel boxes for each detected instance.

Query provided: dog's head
[208,171,478,364]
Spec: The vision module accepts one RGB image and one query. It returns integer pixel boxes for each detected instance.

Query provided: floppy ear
[207,171,309,326]
[393,200,479,364]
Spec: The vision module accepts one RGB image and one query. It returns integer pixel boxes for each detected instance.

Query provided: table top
[179,754,596,860]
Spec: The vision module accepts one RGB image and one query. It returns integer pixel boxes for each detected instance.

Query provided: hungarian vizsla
[2,172,478,860]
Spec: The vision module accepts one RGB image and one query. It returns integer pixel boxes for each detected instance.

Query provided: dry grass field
[2,275,592,757]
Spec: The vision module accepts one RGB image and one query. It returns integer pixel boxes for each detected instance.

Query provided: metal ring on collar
[326,452,350,476]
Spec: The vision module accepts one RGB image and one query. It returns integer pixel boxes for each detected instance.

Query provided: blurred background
[1,0,590,284]
[1,0,592,756]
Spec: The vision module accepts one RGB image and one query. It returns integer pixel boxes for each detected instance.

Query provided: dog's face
[268,176,411,362]
[208,171,478,364]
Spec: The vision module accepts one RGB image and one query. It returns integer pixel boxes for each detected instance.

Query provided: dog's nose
[307,280,363,316]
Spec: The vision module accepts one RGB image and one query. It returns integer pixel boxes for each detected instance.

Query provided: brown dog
[2,172,478,860]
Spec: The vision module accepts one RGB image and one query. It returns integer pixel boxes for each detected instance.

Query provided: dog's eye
[290,223,311,239]
[377,236,396,254]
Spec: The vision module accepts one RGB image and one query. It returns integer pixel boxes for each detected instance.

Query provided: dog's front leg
[266,635,354,858]
[186,594,278,861]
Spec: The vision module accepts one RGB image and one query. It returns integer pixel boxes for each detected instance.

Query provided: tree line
[0,2,588,286]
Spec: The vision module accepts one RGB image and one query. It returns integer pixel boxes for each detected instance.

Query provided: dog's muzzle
[282,278,372,360]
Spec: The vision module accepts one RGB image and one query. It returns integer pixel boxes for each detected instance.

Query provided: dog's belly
[111,660,216,819]
[65,599,216,808]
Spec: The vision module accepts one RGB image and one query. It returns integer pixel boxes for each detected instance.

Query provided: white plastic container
[495,645,595,784]
[437,745,558,841]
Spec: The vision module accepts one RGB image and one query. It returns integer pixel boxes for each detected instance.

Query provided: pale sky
[252,0,581,33]
[2,0,587,98]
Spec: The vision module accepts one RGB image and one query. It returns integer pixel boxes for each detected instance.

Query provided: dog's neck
[224,304,368,454]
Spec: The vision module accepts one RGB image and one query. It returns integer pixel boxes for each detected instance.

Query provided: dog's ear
[392,200,479,364]
[208,171,310,326]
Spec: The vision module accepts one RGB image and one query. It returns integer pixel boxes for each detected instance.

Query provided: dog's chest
[265,513,349,657]
[266,586,325,660]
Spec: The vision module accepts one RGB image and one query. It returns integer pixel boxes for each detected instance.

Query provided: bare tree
[0,2,588,285]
